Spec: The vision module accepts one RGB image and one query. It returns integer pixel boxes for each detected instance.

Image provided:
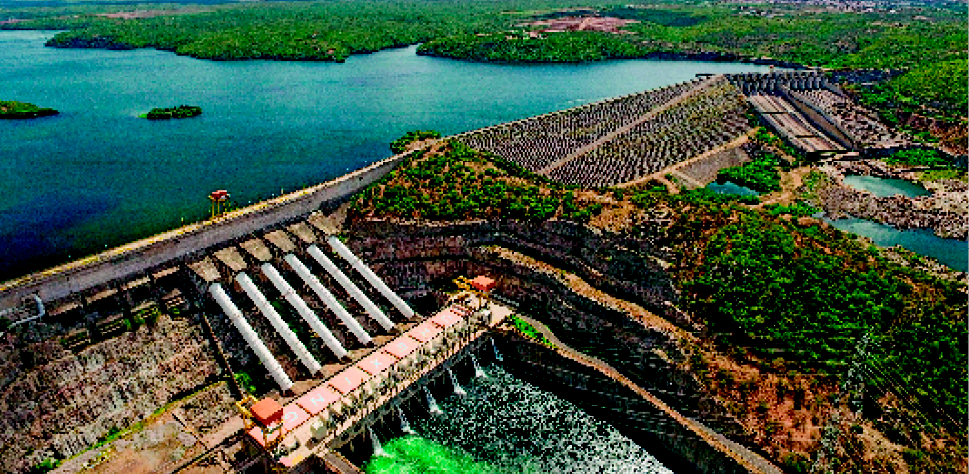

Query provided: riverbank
[807,159,968,240]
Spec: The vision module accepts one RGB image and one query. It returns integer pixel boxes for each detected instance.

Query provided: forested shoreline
[3,0,964,126]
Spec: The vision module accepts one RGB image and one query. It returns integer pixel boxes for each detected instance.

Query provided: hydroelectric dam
[0,72,879,474]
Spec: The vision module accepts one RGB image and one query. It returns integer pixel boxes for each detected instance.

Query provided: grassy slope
[352,140,967,473]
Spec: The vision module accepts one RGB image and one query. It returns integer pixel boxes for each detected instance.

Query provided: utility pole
[810,331,870,474]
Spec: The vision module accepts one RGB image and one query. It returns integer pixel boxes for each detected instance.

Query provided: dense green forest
[351,139,604,223]
[0,100,58,119]
[3,1,965,110]
[418,31,649,63]
[848,58,969,124]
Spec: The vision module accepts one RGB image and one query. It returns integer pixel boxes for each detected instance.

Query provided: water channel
[0,30,777,280]
[823,217,968,272]
[841,174,931,198]
[831,175,964,272]
[365,364,675,474]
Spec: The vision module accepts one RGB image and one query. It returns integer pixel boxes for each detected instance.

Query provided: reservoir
[364,364,674,474]
[0,30,776,280]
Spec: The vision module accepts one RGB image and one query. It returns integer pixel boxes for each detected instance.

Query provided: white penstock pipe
[327,236,415,319]
[261,263,348,360]
[235,272,322,375]
[208,283,293,392]
[308,245,395,332]
[285,254,372,346]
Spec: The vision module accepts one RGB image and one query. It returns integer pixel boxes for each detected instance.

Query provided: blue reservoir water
[0,30,777,280]
[842,175,931,198]
[825,217,968,272]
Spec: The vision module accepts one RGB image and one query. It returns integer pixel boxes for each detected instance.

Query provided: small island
[144,105,202,120]
[0,100,59,119]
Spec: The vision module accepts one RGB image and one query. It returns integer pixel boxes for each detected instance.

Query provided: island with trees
[0,100,58,119]
[144,105,202,120]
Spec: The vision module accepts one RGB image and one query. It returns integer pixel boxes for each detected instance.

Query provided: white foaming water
[417,364,675,474]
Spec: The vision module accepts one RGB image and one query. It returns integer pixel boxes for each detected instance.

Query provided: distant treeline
[418,31,649,63]
[1,0,965,115]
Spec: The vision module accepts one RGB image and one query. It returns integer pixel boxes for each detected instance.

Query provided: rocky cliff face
[346,218,747,439]
[0,315,219,473]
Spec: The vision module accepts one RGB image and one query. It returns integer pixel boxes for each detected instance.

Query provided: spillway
[208,283,294,392]
[235,272,322,375]
[261,262,348,360]
[308,245,395,332]
[285,253,373,346]
[327,236,416,319]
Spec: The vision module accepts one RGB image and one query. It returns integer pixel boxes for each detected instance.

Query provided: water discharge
[470,353,487,378]
[448,367,467,396]
[491,339,503,362]
[368,426,390,458]
[367,364,675,474]
[396,406,417,436]
[424,387,443,416]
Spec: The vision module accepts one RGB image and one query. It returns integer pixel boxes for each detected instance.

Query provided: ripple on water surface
[366,365,674,474]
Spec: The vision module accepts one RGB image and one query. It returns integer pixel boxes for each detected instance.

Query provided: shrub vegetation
[350,140,606,223]
[145,105,202,120]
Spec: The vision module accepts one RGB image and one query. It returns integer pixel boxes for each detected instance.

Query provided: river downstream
[365,364,675,474]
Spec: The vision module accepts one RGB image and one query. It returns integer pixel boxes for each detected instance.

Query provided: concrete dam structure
[0,74,852,474]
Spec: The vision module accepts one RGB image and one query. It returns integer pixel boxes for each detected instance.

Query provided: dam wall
[0,149,414,311]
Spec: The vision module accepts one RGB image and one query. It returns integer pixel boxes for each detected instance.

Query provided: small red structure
[470,275,496,292]
[250,397,284,428]
[209,189,230,218]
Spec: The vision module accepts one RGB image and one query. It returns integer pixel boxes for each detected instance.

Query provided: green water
[366,436,507,474]
[364,365,674,474]
[0,30,777,281]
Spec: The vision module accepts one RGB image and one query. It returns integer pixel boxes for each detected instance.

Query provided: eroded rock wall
[0,315,219,473]
[346,219,746,439]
